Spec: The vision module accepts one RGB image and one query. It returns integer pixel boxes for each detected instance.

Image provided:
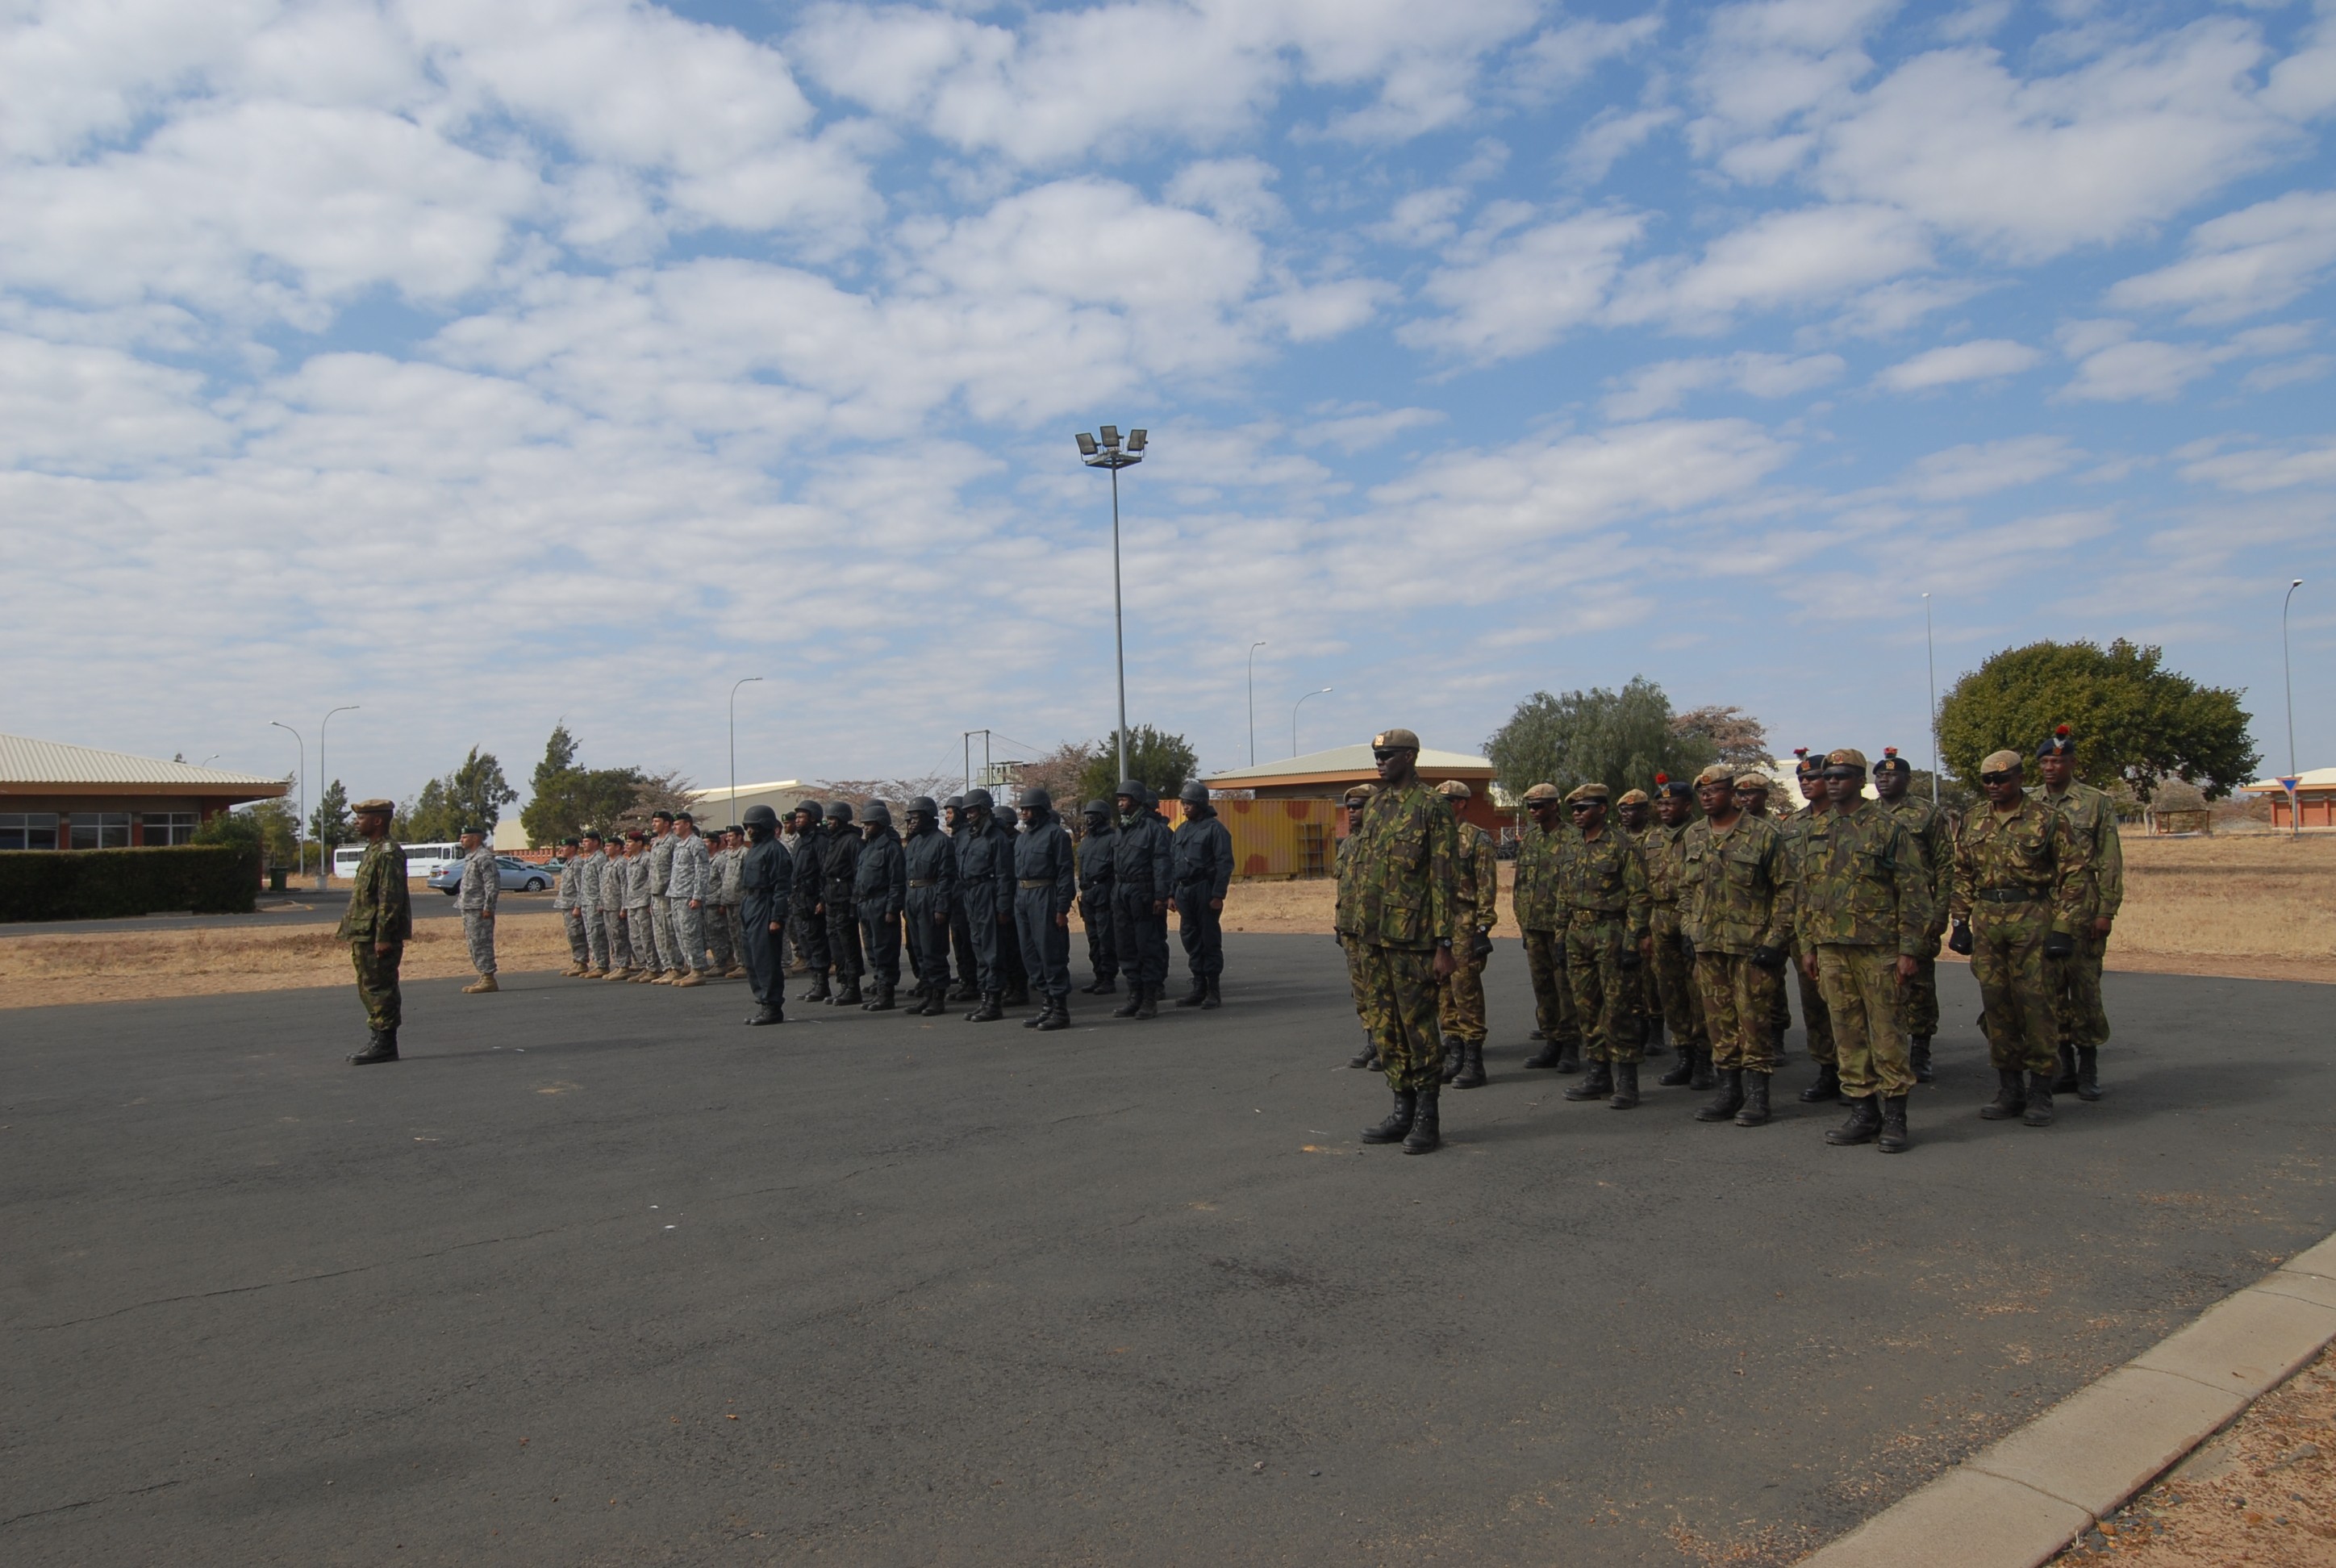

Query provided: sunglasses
[1979,770,2017,785]
[1568,801,1599,811]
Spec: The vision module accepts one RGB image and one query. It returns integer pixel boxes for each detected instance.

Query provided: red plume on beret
[1883,746,1898,757]
[1654,772,1668,784]
[1794,746,1808,757]
[2055,724,2071,737]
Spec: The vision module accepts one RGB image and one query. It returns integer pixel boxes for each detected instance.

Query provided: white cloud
[1399,209,1646,361]
[1875,338,2042,390]
[1603,350,1843,418]
[1902,435,2080,500]
[1165,156,1287,229]
[2058,336,2226,401]
[1290,404,1445,453]
[1566,103,1680,185]
[2179,436,2336,492]
[0,332,229,472]
[1609,202,1932,330]
[2106,189,2336,323]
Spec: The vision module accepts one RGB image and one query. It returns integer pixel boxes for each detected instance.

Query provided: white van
[333,841,464,881]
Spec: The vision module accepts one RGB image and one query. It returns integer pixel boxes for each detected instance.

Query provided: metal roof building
[0,733,288,851]
[1205,744,1503,829]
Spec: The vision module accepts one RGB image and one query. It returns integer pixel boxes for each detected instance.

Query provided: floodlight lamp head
[1075,432,1099,457]
[1127,428,1147,452]
[1099,424,1120,448]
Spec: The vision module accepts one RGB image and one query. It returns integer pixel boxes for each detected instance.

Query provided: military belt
[1017,878,1053,888]
[1975,887,2040,903]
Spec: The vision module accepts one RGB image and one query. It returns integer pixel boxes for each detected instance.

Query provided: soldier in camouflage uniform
[1614,788,1665,1057]
[714,827,750,978]
[553,836,590,976]
[1679,765,1792,1126]
[457,825,499,995]
[1873,748,1952,1082]
[1349,730,1460,1156]
[665,812,712,986]
[599,832,638,978]
[646,810,678,980]
[1641,774,1713,1091]
[1950,749,2089,1128]
[1515,783,1583,1074]
[1558,782,1652,1110]
[1762,757,1841,1103]
[574,831,612,975]
[1335,784,1382,1070]
[1433,779,1498,1091]
[2033,725,2122,1101]
[622,831,656,981]
[339,798,412,1065]
[1796,749,1930,1153]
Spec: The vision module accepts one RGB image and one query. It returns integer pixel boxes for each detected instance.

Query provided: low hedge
[0,845,263,923]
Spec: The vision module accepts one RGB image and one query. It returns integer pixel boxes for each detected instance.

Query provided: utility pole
[1248,640,1266,767]
[730,676,763,828]
[269,720,303,883]
[1923,593,1939,807]
[1075,426,1147,784]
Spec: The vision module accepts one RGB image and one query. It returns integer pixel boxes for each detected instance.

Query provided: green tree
[396,747,519,843]
[1487,678,1718,803]
[198,795,300,868]
[1076,725,1200,806]
[308,778,349,852]
[519,724,650,844]
[1936,639,2258,802]
[398,778,457,843]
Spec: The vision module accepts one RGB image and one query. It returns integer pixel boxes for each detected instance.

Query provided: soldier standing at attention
[1558,784,1652,1110]
[599,831,637,978]
[2033,725,2121,1102]
[574,830,611,977]
[340,798,411,1065]
[819,802,865,1005]
[943,797,981,1002]
[622,830,655,981]
[1336,784,1381,1070]
[1516,783,1583,1074]
[1075,801,1120,995]
[1761,757,1841,1103]
[853,801,907,1011]
[1796,749,1929,1153]
[457,824,499,995]
[1013,787,1079,1031]
[553,836,589,976]
[1170,780,1235,1009]
[1615,788,1663,1057]
[1643,775,1713,1091]
[715,827,750,979]
[1349,729,1459,1155]
[738,804,791,1027]
[902,799,957,1015]
[790,803,832,1002]
[1950,750,2088,1128]
[954,788,1018,1022]
[665,812,712,987]
[646,810,678,982]
[1109,782,1174,1020]
[1433,780,1497,1090]
[1679,765,1792,1126]
[1873,748,1951,1082]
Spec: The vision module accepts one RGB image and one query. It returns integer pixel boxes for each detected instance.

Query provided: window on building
[144,811,199,847]
[68,812,133,850]
[0,813,61,851]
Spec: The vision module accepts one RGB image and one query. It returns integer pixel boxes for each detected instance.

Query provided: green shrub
[0,845,262,923]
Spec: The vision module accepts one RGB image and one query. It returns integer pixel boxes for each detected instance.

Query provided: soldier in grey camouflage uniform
[553,836,590,975]
[713,828,749,978]
[457,825,499,995]
[622,831,656,982]
[646,811,679,979]
[574,831,612,975]
[599,832,637,978]
[665,813,712,986]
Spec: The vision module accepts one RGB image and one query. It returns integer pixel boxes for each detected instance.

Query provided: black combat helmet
[1082,799,1109,819]
[825,800,855,824]
[907,795,938,819]
[1021,786,1053,815]
[861,800,893,828]
[1178,780,1208,806]
[962,788,994,812]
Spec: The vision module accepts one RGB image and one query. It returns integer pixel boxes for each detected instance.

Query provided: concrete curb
[1798,1231,2336,1567]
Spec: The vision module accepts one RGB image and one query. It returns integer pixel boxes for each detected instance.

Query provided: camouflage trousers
[1339,935,1379,1046]
[1566,912,1641,1065]
[560,908,590,967]
[626,905,653,969]
[1792,946,1834,1063]
[1647,907,1706,1050]
[650,898,678,971]
[1357,943,1443,1095]
[1437,951,1487,1043]
[1696,951,1781,1072]
[673,902,709,974]
[462,911,496,975]
[582,908,612,970]
[1971,905,2059,1075]
[1521,928,1579,1046]
[1902,944,1942,1041]
[1813,945,1913,1099]
[705,903,739,972]
[350,940,403,1030]
[608,909,639,970]
[2046,928,2111,1052]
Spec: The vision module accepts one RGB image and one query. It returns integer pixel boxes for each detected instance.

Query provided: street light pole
[729,676,764,827]
[269,720,303,883]
[1923,592,1939,807]
[1076,425,1147,785]
[1247,640,1266,767]
[317,704,357,889]
[2284,578,2305,838]
[1292,687,1332,758]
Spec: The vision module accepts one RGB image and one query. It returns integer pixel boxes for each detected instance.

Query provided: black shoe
[801,977,830,1003]
[1523,1042,1561,1069]
[834,979,864,1007]
[1022,1003,1046,1028]
[865,984,895,1011]
[1826,1095,1883,1146]
[1003,982,1030,1007]
[1361,1090,1416,1145]
[1554,1041,1582,1074]
[1877,1095,1911,1153]
[1696,1069,1744,1122]
[1439,1037,1462,1085]
[1112,988,1143,1018]
[1088,976,1118,995]
[1134,986,1159,1020]
[1403,1090,1441,1154]
[1454,1039,1486,1090]
[745,1004,783,1026]
[1734,1071,1771,1127]
[1347,1042,1379,1070]
[1688,1049,1716,1091]
[1608,1060,1640,1110]
[348,1030,398,1065]
[1563,1063,1612,1102]
[1644,1026,1668,1058]
[1799,1062,1842,1103]
[2075,1047,2103,1102]
[947,981,978,1003]
[1979,1069,2027,1120]
[2053,1043,2079,1095]
[1910,1036,1934,1083]
[967,991,1003,1023]
[1174,979,1207,1008]
[1201,978,1221,1011]
[2023,1073,2056,1127]
[1657,1049,1695,1087]
[1037,1002,1070,1032]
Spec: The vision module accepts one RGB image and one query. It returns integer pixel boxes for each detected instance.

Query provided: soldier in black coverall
[1012,787,1079,1031]
[1108,780,1174,1020]
[819,800,864,1005]
[790,802,832,1003]
[853,799,907,1011]
[1170,778,1235,1009]
[738,804,791,1027]
[902,797,956,1015]
[1075,799,1118,994]
[953,788,1018,1023]
[943,796,981,1002]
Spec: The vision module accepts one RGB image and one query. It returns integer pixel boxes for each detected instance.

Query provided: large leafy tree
[520,724,648,844]
[308,778,349,851]
[197,794,301,869]
[1076,725,1200,806]
[1937,639,2257,802]
[400,746,519,841]
[1487,678,1718,803]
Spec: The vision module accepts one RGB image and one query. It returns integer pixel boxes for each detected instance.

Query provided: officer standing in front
[954,788,1018,1022]
[1013,787,1079,1031]
[457,824,499,995]
[738,804,791,1026]
[1109,782,1173,1020]
[1169,780,1234,1009]
[340,797,412,1064]
[1349,729,1459,1156]
[902,798,957,1015]
[854,800,907,1011]
[1075,800,1120,995]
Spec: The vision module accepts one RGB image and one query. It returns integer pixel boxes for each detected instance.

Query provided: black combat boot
[1825,1095,1883,1146]
[1734,1071,1772,1127]
[834,977,864,1006]
[2075,1047,2103,1102]
[1083,975,1116,995]
[348,1028,398,1065]
[1523,1040,1561,1069]
[1112,986,1142,1018]
[1696,1068,1744,1122]
[1644,1022,1667,1058]
[1689,1048,1716,1091]
[1877,1095,1911,1153]
[1439,1036,1462,1084]
[1202,978,1221,1011]
[2053,1043,2079,1095]
[1454,1039,1486,1090]
[1174,977,1207,1008]
[1909,1036,1935,1083]
[868,982,896,1012]
[1979,1069,2027,1120]
[1798,1062,1842,1103]
[1347,1040,1379,1070]
[1554,1039,1583,1074]
[1022,999,1049,1028]
[1657,1049,1696,1087]
[1360,1089,1416,1144]
[2022,1073,2055,1127]
[1403,1089,1441,1154]
[801,973,830,1004]
[1037,999,1070,1032]
[947,977,978,1002]
[967,990,1003,1023]
[1005,979,1031,1008]
[1134,986,1160,1020]
[745,1003,783,1026]
[1563,1061,1613,1102]
[1608,1060,1640,1110]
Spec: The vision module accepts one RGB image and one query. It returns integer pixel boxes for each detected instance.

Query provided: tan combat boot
[673,970,704,988]
[462,974,499,995]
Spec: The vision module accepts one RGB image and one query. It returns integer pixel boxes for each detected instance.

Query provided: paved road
[4,938,2330,1565]
[1,886,556,938]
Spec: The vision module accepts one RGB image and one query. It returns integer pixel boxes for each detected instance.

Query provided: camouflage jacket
[1791,800,1929,953]
[623,850,653,907]
[1640,819,1696,906]
[669,833,711,902]
[649,832,676,897]
[337,838,413,943]
[1349,778,1458,951]
[1772,803,1826,951]
[1560,825,1650,938]
[1679,815,1788,956]
[2032,782,2124,923]
[1455,819,1499,932]
[1882,795,1954,938]
[1510,822,1571,932]
[553,853,580,911]
[457,844,499,914]
[716,844,745,902]
[1951,798,2088,936]
[1333,833,1360,936]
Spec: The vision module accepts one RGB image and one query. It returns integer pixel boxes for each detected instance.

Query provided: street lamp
[729,676,764,826]
[317,704,358,889]
[1292,686,1332,758]
[2284,578,2305,838]
[1923,593,1938,807]
[1075,423,1147,785]
[1247,640,1266,767]
[269,720,303,883]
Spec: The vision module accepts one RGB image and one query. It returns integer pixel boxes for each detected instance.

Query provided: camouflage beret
[1434,779,1472,800]
[349,797,394,814]
[1691,765,1734,789]
[1824,747,1868,772]
[1342,784,1375,807]
[1371,728,1421,751]
[1522,782,1562,804]
[2038,723,2075,757]
[1734,770,1774,790]
[1616,788,1650,806]
[1982,749,2025,774]
[1564,782,1609,804]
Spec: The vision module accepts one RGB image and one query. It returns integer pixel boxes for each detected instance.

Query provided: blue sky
[3,0,2332,810]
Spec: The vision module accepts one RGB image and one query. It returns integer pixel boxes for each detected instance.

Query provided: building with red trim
[0,733,289,851]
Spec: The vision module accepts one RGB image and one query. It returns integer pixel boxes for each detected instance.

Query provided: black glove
[2043,930,2075,959]
[1947,921,1973,956]
[1470,929,1493,962]
[1617,948,1641,972]
[1750,945,1785,971]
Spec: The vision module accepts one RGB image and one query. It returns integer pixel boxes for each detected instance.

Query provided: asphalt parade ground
[5,936,2330,1566]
